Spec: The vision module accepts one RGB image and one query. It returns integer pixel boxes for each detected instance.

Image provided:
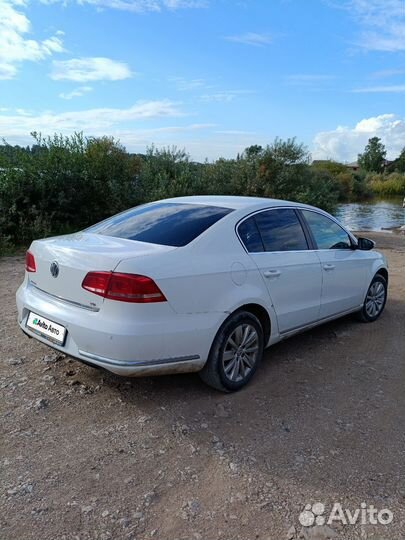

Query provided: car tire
[357,274,387,322]
[199,311,264,392]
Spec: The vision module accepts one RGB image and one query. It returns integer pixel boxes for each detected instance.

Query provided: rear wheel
[357,274,387,322]
[199,311,264,392]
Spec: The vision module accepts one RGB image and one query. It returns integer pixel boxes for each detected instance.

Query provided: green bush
[0,133,343,252]
[295,169,340,211]
[0,133,141,252]
[310,161,372,201]
[367,172,405,196]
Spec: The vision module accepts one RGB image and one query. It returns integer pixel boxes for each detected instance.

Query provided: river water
[335,197,405,232]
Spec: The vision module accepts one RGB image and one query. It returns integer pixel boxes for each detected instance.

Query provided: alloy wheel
[365,281,386,318]
[222,323,259,382]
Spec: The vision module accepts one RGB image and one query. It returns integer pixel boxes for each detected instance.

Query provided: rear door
[238,208,322,333]
[299,209,366,318]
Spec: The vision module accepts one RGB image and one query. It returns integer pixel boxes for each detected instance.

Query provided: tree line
[0,132,404,253]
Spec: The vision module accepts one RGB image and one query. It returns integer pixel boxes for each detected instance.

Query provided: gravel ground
[1,232,404,540]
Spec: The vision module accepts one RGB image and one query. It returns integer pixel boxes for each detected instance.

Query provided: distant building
[315,159,397,173]
[346,159,395,173]
[383,159,395,172]
[346,162,359,172]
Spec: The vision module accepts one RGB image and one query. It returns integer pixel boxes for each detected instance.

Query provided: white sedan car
[16,196,388,391]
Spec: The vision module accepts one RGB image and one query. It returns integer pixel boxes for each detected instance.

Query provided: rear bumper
[20,330,203,376]
[16,280,221,377]
[77,350,203,376]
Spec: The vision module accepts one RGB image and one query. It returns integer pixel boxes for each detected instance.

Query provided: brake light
[25,251,36,272]
[82,272,167,303]
[81,271,111,295]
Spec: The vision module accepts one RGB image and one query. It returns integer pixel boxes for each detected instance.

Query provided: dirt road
[1,233,404,540]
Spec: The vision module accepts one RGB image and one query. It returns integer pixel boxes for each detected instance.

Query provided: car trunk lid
[28,232,176,310]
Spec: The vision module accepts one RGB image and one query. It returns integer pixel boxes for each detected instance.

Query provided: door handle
[323,264,335,271]
[263,269,281,278]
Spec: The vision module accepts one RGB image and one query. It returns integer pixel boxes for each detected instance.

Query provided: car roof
[160,195,318,211]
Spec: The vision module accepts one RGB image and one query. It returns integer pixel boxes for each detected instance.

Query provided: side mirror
[356,237,375,251]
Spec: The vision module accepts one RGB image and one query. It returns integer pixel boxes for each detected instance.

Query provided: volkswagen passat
[16,196,388,391]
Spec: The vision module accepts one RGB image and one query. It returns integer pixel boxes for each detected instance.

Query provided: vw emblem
[50,261,59,278]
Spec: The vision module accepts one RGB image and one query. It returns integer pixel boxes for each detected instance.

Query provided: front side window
[302,210,352,250]
[240,208,308,252]
[86,202,233,247]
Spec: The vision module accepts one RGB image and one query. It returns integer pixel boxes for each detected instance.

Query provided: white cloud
[104,128,255,162]
[312,114,405,162]
[352,85,405,93]
[224,32,272,47]
[59,86,93,99]
[178,136,260,162]
[200,92,236,103]
[0,62,17,79]
[15,107,32,116]
[0,101,259,160]
[51,57,133,82]
[112,123,215,143]
[199,90,254,102]
[370,68,405,78]
[345,0,405,52]
[215,130,256,136]
[168,77,254,102]
[169,77,207,91]
[0,100,184,138]
[0,0,64,79]
[119,132,258,161]
[286,74,336,84]
[162,0,205,8]
[40,0,206,12]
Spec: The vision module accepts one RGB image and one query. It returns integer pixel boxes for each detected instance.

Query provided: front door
[300,210,366,319]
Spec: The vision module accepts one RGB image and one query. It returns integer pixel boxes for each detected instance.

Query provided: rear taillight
[82,272,167,303]
[81,271,111,296]
[25,251,36,272]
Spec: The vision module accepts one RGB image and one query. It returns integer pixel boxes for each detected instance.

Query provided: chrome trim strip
[78,350,201,367]
[30,283,100,312]
[279,306,362,336]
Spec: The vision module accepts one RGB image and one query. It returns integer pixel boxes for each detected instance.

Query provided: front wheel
[357,274,387,322]
[199,311,264,392]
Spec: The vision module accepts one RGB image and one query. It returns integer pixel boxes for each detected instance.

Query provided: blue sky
[0,0,404,161]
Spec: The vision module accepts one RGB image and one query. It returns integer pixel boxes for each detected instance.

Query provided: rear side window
[302,210,352,250]
[86,202,233,247]
[255,209,308,252]
[238,217,265,252]
[238,208,308,252]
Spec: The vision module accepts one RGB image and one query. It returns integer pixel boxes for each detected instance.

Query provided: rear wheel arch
[233,303,271,346]
[200,308,265,391]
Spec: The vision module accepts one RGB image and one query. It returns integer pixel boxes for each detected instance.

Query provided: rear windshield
[86,202,233,247]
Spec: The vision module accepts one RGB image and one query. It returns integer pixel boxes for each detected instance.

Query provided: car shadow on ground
[95,312,362,399]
